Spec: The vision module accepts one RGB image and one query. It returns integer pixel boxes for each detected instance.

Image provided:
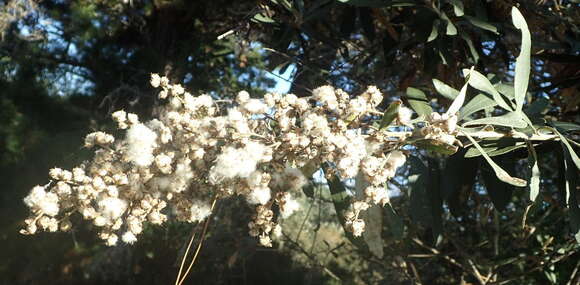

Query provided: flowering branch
[20,67,568,247]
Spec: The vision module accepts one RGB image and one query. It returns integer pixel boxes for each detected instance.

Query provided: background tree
[1,0,579,284]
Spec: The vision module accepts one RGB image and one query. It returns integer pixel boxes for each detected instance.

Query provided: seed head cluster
[21,74,459,246]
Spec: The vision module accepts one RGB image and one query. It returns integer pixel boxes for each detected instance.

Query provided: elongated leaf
[481,154,515,211]
[554,129,580,170]
[495,84,516,99]
[441,149,478,217]
[252,13,275,23]
[413,139,458,155]
[526,141,541,202]
[433,78,459,99]
[408,156,431,225]
[512,7,531,112]
[464,16,498,34]
[462,132,527,187]
[465,142,526,158]
[405,87,432,116]
[461,35,480,63]
[467,70,513,111]
[427,157,443,240]
[525,97,550,116]
[355,172,383,257]
[446,70,471,116]
[408,156,443,239]
[379,101,401,129]
[324,166,368,249]
[562,146,580,243]
[462,111,527,128]
[552,121,580,132]
[449,0,464,16]
[384,203,404,240]
[428,19,440,42]
[442,12,457,35]
[459,93,497,120]
[363,205,384,257]
[337,0,393,7]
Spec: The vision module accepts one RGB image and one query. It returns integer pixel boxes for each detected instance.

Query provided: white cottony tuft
[247,187,271,205]
[125,123,158,167]
[23,186,60,217]
[189,200,212,223]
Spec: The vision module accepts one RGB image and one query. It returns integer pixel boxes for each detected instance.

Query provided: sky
[265,64,296,94]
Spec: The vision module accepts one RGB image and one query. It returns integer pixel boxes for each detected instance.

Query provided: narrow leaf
[446,70,471,116]
[495,84,516,99]
[363,205,384,257]
[441,149,478,216]
[554,128,580,170]
[462,131,527,187]
[449,0,464,16]
[526,141,541,202]
[379,101,401,130]
[562,146,580,243]
[384,204,404,240]
[433,78,459,100]
[355,172,383,257]
[441,149,478,217]
[525,97,550,116]
[552,121,580,132]
[481,154,515,211]
[459,93,497,120]
[252,13,275,23]
[427,19,440,42]
[465,16,499,34]
[465,142,526,158]
[405,87,432,116]
[462,111,527,128]
[461,35,480,63]
[443,13,457,35]
[512,7,531,112]
[325,168,369,249]
[467,70,513,111]
[413,139,458,156]
[408,156,432,225]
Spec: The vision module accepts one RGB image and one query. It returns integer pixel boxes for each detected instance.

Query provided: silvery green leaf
[433,78,459,100]
[512,7,532,112]
[462,132,527,187]
[462,111,527,128]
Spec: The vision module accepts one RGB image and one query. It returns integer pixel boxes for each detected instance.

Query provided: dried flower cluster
[21,74,459,246]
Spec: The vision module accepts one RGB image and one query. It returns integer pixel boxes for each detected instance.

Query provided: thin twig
[174,225,201,285]
[175,198,218,285]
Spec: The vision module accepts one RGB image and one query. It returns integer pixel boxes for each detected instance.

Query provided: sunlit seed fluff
[105,233,118,246]
[125,123,158,167]
[350,219,366,237]
[312,85,338,109]
[189,200,212,223]
[122,231,138,244]
[97,197,127,222]
[246,187,271,205]
[242,99,268,114]
[397,107,413,125]
[150,73,161,88]
[236,90,250,104]
[23,186,60,217]
[386,150,406,170]
[112,110,128,129]
[280,195,300,218]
